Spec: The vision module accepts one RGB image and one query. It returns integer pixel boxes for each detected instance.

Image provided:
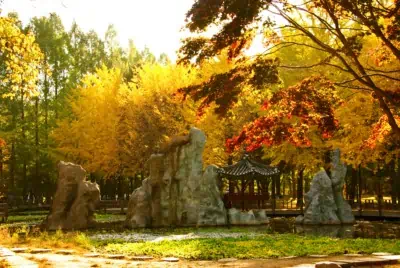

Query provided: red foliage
[0,139,6,148]
[363,114,400,149]
[226,76,341,153]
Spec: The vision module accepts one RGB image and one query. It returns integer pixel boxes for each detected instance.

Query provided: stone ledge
[162,257,179,262]
[315,261,348,268]
[335,257,397,266]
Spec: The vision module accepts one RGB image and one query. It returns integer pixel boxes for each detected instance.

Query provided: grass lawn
[100,234,400,259]
[4,211,124,225]
[0,225,399,260]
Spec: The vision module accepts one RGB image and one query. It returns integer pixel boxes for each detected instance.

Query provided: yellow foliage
[54,63,199,176]
[53,67,129,176]
[0,16,43,98]
[332,92,400,166]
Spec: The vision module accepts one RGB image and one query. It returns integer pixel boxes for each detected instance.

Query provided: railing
[224,193,400,212]
[97,199,129,213]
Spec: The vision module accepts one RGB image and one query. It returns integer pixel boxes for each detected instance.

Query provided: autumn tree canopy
[0,16,43,98]
[179,0,400,140]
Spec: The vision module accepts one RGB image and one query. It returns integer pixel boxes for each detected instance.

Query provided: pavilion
[218,155,280,211]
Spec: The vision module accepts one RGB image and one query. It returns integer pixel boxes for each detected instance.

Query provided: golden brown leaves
[0,17,43,98]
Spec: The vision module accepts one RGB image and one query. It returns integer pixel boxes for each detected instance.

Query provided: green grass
[99,234,400,260]
[4,211,124,225]
[94,213,125,222]
[2,213,400,260]
[7,214,46,223]
[1,224,400,260]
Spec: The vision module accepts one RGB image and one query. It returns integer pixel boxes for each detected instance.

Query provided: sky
[2,0,196,61]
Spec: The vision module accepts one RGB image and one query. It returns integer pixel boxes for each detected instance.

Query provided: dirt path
[1,246,400,268]
[3,253,399,268]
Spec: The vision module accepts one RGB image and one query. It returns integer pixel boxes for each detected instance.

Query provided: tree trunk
[292,169,296,199]
[390,159,397,206]
[55,62,59,120]
[9,143,15,191]
[349,165,357,202]
[272,175,276,214]
[378,171,383,217]
[0,148,3,188]
[397,157,400,208]
[129,176,133,193]
[297,168,304,210]
[276,174,281,197]
[35,97,40,204]
[44,61,49,146]
[358,164,362,214]
[20,88,27,203]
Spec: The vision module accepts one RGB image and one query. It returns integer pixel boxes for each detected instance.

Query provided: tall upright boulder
[331,149,355,224]
[125,128,227,228]
[45,162,100,230]
[296,149,355,225]
[301,170,340,225]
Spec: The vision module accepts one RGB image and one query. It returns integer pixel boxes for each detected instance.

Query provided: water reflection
[294,224,354,238]
[268,218,400,239]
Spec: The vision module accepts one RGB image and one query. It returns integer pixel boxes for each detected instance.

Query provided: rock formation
[45,161,100,230]
[296,149,355,225]
[227,208,270,225]
[125,128,227,228]
[331,149,354,224]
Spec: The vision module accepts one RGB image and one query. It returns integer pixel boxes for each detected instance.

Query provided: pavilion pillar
[229,180,234,194]
[257,180,261,209]
[249,179,254,194]
[249,178,254,209]
[241,179,245,210]
[272,175,276,215]
[358,164,362,216]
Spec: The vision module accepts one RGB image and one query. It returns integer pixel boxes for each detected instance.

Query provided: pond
[269,217,400,239]
[2,213,400,241]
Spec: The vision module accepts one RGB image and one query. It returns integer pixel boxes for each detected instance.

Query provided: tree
[0,16,43,98]
[53,67,130,176]
[179,0,400,137]
[119,62,198,175]
[67,21,107,91]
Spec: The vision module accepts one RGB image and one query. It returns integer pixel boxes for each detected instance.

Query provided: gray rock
[270,217,293,232]
[83,253,100,258]
[309,255,328,258]
[295,215,304,224]
[228,208,257,225]
[302,170,340,225]
[162,257,179,262]
[298,149,354,225]
[30,248,52,254]
[331,149,355,224]
[253,210,270,224]
[56,249,75,255]
[315,261,345,268]
[130,256,154,261]
[196,165,227,226]
[45,162,100,230]
[125,128,227,228]
[228,209,270,225]
[372,252,393,256]
[344,254,363,257]
[125,178,152,228]
[218,258,238,262]
[105,254,125,259]
[11,248,28,253]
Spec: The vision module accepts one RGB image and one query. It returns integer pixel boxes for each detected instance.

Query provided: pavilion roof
[217,155,279,177]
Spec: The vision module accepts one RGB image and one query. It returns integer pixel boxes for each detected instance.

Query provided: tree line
[0,0,399,206]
